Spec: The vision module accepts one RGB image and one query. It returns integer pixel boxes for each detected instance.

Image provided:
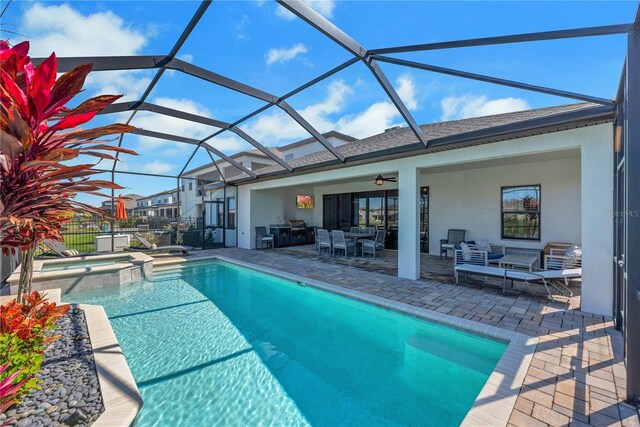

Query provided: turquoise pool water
[64,260,507,426]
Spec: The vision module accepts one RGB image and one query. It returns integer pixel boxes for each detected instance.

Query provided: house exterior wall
[237,124,613,315]
[424,156,581,254]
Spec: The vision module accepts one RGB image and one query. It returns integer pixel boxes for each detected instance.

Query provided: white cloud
[276,0,335,20]
[241,75,419,142]
[133,97,219,152]
[266,43,308,65]
[140,160,174,175]
[440,95,530,121]
[396,75,418,111]
[21,3,151,102]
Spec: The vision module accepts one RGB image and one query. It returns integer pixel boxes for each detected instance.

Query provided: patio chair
[255,227,274,250]
[331,230,355,258]
[317,229,332,256]
[440,229,466,259]
[132,232,192,255]
[454,247,489,267]
[350,226,361,234]
[361,229,387,259]
[466,240,505,264]
[545,246,582,270]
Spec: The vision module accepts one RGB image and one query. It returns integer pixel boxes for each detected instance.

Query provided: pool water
[41,257,131,272]
[64,260,507,426]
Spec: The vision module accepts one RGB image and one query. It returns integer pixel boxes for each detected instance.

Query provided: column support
[398,167,420,280]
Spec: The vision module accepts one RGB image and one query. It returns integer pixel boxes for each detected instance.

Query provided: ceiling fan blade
[385,178,397,182]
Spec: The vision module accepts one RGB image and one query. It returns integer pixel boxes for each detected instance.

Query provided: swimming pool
[64,260,507,426]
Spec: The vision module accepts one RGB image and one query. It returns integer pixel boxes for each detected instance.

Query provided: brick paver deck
[155,247,639,427]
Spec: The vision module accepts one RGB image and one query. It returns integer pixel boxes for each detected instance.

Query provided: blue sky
[2,0,636,205]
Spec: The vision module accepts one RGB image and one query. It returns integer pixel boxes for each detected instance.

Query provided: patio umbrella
[115,195,127,220]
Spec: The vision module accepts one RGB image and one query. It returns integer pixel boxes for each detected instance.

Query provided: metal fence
[35,217,177,256]
[33,217,227,256]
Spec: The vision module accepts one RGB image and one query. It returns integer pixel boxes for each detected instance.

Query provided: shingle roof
[237,102,613,180]
[278,131,356,150]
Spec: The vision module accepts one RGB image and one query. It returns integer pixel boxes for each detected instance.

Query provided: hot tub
[7,252,154,295]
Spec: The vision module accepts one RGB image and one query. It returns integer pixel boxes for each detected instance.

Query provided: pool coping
[75,303,143,427]
[157,254,537,427]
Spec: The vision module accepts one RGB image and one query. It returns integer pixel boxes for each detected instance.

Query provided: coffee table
[499,254,538,272]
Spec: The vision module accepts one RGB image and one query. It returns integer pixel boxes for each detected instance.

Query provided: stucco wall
[424,156,581,254]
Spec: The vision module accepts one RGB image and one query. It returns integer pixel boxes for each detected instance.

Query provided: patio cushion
[460,242,472,261]
[487,253,505,260]
[563,246,582,268]
[475,239,491,253]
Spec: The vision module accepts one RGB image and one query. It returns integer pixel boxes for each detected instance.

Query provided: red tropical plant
[0,363,32,414]
[0,40,137,300]
[0,291,70,342]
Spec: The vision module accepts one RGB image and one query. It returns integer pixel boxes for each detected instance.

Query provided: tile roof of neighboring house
[236,102,613,181]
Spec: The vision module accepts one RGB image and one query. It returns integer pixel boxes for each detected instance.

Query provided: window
[181,179,185,192]
[227,197,236,228]
[284,153,294,161]
[189,181,193,191]
[501,185,541,240]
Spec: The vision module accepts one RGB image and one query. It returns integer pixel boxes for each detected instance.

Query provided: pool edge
[76,303,143,427]
[166,254,536,427]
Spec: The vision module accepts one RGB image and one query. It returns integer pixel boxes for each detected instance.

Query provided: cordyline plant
[0,40,137,301]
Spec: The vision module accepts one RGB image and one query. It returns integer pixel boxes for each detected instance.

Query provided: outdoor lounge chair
[454,254,582,299]
[42,239,104,257]
[132,233,191,255]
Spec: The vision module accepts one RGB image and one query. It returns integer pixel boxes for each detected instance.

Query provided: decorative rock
[7,310,104,426]
[64,408,88,426]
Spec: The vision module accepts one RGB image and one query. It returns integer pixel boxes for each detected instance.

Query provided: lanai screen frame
[29,0,639,403]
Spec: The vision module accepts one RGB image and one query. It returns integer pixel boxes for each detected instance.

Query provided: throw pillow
[563,246,582,268]
[70,249,79,256]
[460,242,472,261]
[62,250,73,257]
[475,239,492,253]
[150,243,158,250]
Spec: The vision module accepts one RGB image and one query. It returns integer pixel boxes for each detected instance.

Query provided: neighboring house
[278,131,356,162]
[222,102,614,317]
[133,189,178,219]
[178,131,357,247]
[100,194,142,217]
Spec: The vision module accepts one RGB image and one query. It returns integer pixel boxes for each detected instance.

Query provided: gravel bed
[1,308,104,427]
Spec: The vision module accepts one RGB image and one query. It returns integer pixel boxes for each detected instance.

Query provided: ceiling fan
[374,174,397,186]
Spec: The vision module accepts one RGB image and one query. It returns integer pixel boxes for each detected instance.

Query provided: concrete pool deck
[155,247,639,427]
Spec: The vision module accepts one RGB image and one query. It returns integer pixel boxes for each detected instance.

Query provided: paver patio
[155,247,640,427]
